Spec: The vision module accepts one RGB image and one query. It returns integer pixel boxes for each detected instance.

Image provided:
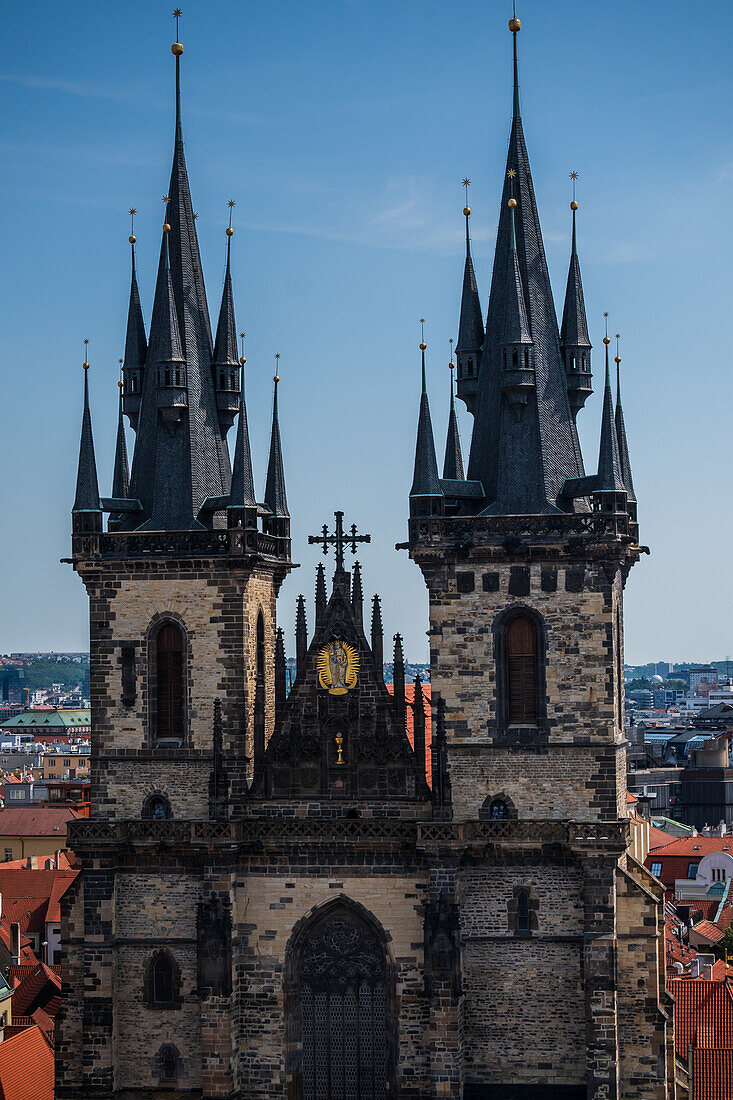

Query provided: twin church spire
[73,27,287,537]
[411,14,637,528]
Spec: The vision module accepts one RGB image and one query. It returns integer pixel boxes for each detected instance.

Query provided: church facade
[57,15,676,1100]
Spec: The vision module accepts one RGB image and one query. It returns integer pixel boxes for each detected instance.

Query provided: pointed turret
[275,627,287,726]
[212,212,241,430]
[455,192,484,413]
[443,365,465,481]
[227,355,257,531]
[371,595,384,679]
[295,595,308,677]
[126,35,232,531]
[121,222,147,431]
[351,561,363,624]
[72,360,102,536]
[467,16,585,514]
[560,193,593,417]
[392,633,406,735]
[593,330,627,514]
[410,341,444,516]
[499,202,535,412]
[108,380,131,532]
[263,372,290,548]
[315,564,327,626]
[614,341,638,533]
[412,674,427,790]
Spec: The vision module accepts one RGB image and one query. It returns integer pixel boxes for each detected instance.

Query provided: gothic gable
[259,572,427,801]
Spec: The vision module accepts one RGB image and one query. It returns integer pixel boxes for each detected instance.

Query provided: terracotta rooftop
[12,962,62,1018]
[692,1049,733,1100]
[669,977,733,1056]
[692,920,726,945]
[0,806,82,836]
[0,1024,54,1100]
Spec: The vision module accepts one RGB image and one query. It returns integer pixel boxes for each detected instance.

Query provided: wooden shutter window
[507,616,537,726]
[156,623,184,740]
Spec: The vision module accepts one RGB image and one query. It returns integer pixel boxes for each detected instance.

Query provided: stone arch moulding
[491,604,549,735]
[284,894,398,1100]
[479,791,518,821]
[147,611,189,748]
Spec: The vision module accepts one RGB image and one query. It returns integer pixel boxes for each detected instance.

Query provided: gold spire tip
[509,16,521,32]
[570,200,578,211]
[172,42,184,55]
[118,379,124,389]
[463,206,471,216]
[83,362,90,370]
[508,197,517,209]
[163,223,171,233]
[603,337,611,345]
[419,342,427,351]
[226,227,234,237]
[240,356,246,365]
[129,234,136,244]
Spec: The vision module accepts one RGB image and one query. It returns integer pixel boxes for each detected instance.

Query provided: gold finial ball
[615,355,621,364]
[118,380,124,389]
[172,42,184,56]
[603,336,611,345]
[509,16,521,32]
[463,205,471,217]
[129,234,136,244]
[449,360,456,370]
[163,222,171,233]
[274,375,280,383]
[83,362,90,371]
[419,341,427,352]
[508,197,517,209]
[226,226,234,237]
[570,200,579,212]
[239,356,246,366]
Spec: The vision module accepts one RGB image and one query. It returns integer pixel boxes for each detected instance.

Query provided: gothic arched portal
[285,899,394,1100]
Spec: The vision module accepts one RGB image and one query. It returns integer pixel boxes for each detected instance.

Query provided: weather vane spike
[83,338,90,369]
[239,332,246,366]
[173,9,181,37]
[570,170,579,204]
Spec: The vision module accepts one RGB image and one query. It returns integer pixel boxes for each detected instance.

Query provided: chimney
[54,849,61,868]
[9,922,20,965]
[703,963,714,981]
[672,962,684,975]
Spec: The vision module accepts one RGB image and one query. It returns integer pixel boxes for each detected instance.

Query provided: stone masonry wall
[79,556,278,819]
[423,557,628,822]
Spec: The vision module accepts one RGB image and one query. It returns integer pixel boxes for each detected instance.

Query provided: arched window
[507,615,537,725]
[286,902,394,1099]
[152,952,175,1006]
[143,793,172,821]
[512,347,518,366]
[516,889,530,933]
[155,622,184,742]
[161,1045,178,1080]
[490,799,508,820]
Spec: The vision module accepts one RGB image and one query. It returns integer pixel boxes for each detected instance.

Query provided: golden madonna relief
[317,640,360,695]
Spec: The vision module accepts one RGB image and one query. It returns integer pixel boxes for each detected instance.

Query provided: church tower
[407,15,673,1100]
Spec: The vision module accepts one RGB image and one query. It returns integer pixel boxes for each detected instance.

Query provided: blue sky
[0,0,731,665]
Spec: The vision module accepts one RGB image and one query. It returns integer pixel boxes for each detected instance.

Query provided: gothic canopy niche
[257,511,430,803]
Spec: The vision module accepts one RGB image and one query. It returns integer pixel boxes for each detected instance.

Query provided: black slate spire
[412,674,427,790]
[121,228,147,431]
[443,366,465,481]
[126,37,232,531]
[595,332,626,495]
[560,194,593,417]
[212,218,241,431]
[228,359,257,522]
[467,18,585,513]
[264,374,288,519]
[455,195,484,411]
[614,344,635,506]
[275,627,287,727]
[392,633,406,735]
[72,362,101,529]
[108,380,131,532]
[410,342,443,499]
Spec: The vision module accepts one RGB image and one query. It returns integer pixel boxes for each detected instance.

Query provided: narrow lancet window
[507,615,537,726]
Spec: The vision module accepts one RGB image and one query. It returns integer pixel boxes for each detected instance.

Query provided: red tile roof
[0,869,79,937]
[0,806,81,837]
[0,1024,54,1100]
[645,835,733,887]
[692,1049,733,1100]
[649,825,679,850]
[12,962,62,1017]
[0,921,37,965]
[385,683,432,786]
[627,790,638,804]
[692,920,726,945]
[669,978,733,1056]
